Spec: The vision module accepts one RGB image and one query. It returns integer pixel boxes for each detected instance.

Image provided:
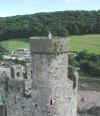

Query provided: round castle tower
[30,37,77,116]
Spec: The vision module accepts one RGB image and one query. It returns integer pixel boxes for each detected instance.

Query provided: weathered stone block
[30,37,68,54]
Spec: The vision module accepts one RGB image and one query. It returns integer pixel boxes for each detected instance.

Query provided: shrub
[69,51,100,77]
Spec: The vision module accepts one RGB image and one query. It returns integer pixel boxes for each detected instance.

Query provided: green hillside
[0,10,100,41]
[0,34,100,54]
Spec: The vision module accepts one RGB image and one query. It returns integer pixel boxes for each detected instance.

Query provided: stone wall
[0,37,78,116]
[30,37,78,116]
[0,67,11,79]
[0,63,33,116]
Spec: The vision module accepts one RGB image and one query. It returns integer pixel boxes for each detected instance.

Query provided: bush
[69,55,80,67]
[6,58,25,64]
[80,61,100,76]
[69,51,100,77]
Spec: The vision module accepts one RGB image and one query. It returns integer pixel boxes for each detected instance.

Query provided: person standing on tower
[48,31,53,39]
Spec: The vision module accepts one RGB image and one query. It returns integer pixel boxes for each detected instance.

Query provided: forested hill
[0,10,100,40]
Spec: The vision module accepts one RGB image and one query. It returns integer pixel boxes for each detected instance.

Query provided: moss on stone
[53,40,64,54]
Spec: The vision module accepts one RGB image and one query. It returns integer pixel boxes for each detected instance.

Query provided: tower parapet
[30,37,78,116]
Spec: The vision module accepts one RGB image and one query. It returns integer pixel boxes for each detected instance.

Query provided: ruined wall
[0,67,11,79]
[30,37,78,116]
[0,37,78,116]
[0,64,33,116]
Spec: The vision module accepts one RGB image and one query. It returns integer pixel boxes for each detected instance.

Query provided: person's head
[48,31,52,34]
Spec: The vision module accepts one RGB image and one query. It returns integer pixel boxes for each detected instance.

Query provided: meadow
[0,38,30,53]
[69,34,100,54]
[0,34,100,54]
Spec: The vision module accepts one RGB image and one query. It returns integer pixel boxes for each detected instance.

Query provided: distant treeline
[0,10,100,40]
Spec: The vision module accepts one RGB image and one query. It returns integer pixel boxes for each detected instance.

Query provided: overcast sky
[0,0,100,17]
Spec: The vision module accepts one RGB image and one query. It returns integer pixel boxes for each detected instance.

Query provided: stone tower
[30,37,77,116]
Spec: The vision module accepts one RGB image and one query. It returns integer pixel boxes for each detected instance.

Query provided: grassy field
[0,34,100,54]
[0,38,30,53]
[69,34,100,54]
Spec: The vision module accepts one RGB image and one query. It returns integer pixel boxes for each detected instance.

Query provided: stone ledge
[30,37,68,54]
